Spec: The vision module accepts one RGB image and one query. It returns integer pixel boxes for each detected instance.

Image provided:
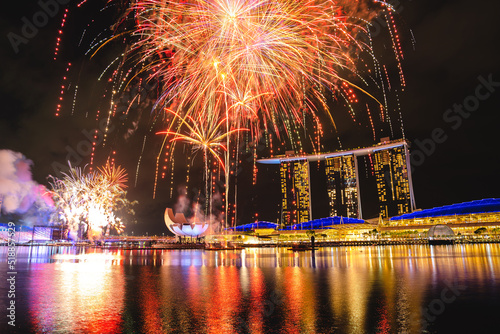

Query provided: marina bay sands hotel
[258,139,416,225]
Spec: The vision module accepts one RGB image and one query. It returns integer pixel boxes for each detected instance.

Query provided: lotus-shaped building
[164,208,209,237]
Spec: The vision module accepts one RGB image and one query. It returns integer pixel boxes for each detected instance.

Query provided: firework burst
[58,0,407,229]
[157,109,248,171]
[112,0,400,223]
[120,0,386,129]
[49,163,134,240]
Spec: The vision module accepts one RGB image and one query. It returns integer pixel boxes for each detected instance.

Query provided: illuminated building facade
[280,159,311,226]
[325,155,359,218]
[373,145,412,218]
[259,139,416,220]
[382,198,500,236]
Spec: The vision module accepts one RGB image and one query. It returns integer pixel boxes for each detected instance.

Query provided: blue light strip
[390,198,500,220]
[225,217,366,232]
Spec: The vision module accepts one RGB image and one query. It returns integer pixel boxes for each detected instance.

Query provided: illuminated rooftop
[257,139,408,164]
[226,217,367,232]
[390,198,500,221]
[226,222,278,232]
[281,216,366,230]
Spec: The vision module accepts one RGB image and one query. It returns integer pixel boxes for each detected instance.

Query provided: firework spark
[157,109,248,171]
[114,0,398,222]
[119,0,386,129]
[49,163,134,240]
[60,0,407,229]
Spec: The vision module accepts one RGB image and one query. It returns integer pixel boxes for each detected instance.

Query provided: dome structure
[164,208,209,237]
[427,224,454,238]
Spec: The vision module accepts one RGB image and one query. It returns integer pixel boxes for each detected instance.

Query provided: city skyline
[262,139,414,225]
[2,2,500,334]
[1,0,500,235]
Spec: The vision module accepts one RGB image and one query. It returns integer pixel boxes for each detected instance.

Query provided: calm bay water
[1,244,500,333]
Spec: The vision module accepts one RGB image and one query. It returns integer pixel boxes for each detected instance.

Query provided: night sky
[1,0,500,235]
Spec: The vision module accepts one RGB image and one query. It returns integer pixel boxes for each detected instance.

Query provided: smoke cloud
[173,186,223,234]
[0,149,54,224]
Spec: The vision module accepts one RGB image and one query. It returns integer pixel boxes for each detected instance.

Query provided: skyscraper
[372,145,412,218]
[325,155,359,218]
[280,159,311,226]
[260,139,415,222]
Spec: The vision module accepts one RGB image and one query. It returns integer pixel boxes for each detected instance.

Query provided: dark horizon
[1,0,500,235]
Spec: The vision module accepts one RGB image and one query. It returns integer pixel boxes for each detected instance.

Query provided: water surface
[1,244,500,333]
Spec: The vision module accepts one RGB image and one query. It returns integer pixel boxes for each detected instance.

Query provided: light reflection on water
[1,244,500,333]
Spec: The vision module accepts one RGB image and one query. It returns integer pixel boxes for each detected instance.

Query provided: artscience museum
[164,208,209,238]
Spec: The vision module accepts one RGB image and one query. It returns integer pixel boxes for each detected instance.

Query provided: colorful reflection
[28,251,125,333]
[1,244,500,333]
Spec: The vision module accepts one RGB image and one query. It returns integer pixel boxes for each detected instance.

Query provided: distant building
[259,139,415,223]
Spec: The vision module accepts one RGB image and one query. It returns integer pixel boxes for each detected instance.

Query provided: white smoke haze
[172,186,223,234]
[174,186,190,214]
[0,149,54,224]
